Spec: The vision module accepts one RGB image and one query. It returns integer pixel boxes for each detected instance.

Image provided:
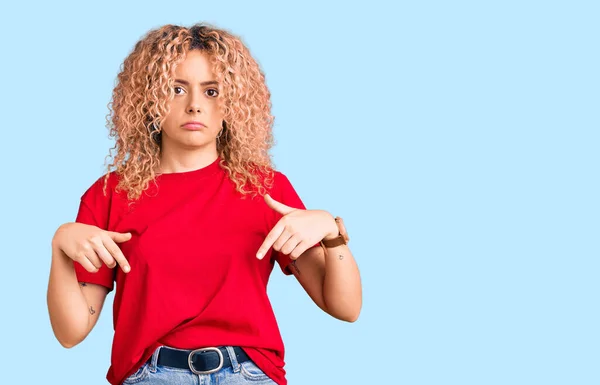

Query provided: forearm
[321,244,362,322]
[47,241,90,348]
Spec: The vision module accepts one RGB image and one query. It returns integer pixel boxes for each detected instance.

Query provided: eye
[174,86,186,95]
[206,88,219,97]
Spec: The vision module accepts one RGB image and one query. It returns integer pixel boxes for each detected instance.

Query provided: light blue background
[1,1,598,384]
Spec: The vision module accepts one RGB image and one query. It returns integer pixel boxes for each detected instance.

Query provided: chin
[180,140,213,149]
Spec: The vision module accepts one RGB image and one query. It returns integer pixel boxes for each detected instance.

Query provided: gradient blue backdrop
[1,1,598,384]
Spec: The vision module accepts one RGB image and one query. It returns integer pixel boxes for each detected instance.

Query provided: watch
[320,216,350,248]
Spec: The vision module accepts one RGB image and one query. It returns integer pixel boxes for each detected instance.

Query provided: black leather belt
[156,346,250,375]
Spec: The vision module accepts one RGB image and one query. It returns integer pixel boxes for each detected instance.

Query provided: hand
[256,194,338,260]
[52,222,132,273]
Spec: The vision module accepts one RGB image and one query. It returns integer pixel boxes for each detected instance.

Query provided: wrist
[52,222,75,251]
[51,240,72,266]
[52,225,66,251]
[323,230,339,241]
[320,216,350,248]
[321,212,339,241]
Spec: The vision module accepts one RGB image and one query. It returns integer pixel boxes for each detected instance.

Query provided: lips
[182,121,206,130]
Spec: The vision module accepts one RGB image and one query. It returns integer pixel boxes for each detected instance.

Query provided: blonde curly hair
[101,23,276,202]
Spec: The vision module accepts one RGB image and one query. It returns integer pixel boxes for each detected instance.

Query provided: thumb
[264,194,295,215]
[109,231,132,243]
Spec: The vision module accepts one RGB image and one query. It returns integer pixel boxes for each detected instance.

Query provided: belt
[156,346,250,375]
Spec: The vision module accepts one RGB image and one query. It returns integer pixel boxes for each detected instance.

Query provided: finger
[280,234,302,256]
[78,249,101,272]
[103,237,131,273]
[256,221,285,260]
[109,231,132,243]
[264,194,296,216]
[272,229,293,252]
[289,240,311,259]
[81,243,103,269]
[79,254,100,273]
[89,237,117,269]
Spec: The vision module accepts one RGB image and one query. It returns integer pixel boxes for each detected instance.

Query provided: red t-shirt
[73,157,313,385]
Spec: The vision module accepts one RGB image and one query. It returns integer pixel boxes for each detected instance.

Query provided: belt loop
[225,346,240,373]
[149,346,162,372]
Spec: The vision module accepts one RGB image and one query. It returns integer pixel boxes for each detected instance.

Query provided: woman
[47,23,362,385]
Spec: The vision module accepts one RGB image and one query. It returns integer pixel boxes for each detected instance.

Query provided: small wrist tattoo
[89,306,96,315]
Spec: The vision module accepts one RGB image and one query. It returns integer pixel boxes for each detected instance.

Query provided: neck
[158,144,219,174]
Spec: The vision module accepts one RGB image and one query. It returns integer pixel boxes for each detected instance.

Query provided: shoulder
[268,169,307,209]
[80,170,122,202]
[273,170,290,185]
[268,170,293,196]
[239,162,290,197]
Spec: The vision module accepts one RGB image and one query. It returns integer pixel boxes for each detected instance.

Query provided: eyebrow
[174,79,219,87]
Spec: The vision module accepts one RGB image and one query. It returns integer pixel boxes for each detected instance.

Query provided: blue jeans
[122,346,278,385]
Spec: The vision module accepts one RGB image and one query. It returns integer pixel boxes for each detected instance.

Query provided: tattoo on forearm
[89,306,96,315]
[291,260,301,275]
[339,255,344,260]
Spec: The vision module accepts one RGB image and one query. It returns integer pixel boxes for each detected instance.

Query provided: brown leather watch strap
[320,216,350,248]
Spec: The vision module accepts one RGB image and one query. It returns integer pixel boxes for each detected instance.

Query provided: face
[159,50,224,152]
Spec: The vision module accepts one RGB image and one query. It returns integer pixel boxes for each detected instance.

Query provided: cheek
[159,118,179,137]
[207,107,224,124]
[160,107,180,128]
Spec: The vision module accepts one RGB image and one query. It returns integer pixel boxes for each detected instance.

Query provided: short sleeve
[72,176,116,292]
[270,172,321,275]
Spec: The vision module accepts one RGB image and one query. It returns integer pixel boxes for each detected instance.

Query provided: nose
[186,90,203,113]
[187,103,202,113]
[187,102,201,113]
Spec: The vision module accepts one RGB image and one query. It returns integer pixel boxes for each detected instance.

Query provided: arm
[256,193,362,322]
[47,230,109,348]
[290,241,362,322]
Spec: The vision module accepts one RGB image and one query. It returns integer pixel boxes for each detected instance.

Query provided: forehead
[172,50,214,79]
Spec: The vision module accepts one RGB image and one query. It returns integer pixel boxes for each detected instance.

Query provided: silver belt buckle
[188,347,224,375]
